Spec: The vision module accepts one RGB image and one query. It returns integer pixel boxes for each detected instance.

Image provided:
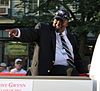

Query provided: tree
[75,0,100,58]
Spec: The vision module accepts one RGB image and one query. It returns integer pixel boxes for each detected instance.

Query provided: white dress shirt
[54,29,74,66]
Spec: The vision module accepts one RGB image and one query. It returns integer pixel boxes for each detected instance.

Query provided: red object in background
[0,72,89,77]
[79,73,89,77]
[0,73,26,76]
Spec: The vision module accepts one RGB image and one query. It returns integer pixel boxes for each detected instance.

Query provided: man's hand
[52,18,68,33]
[5,28,18,38]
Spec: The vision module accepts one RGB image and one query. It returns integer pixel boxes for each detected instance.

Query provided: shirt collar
[61,28,67,36]
[56,28,67,35]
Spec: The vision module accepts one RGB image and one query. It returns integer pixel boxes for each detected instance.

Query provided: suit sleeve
[17,23,41,43]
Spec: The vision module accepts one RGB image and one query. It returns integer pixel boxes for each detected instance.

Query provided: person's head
[53,9,70,33]
[0,63,7,72]
[15,58,23,70]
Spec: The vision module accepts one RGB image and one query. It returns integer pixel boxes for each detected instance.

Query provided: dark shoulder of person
[36,22,50,27]
[34,22,51,30]
[67,26,78,39]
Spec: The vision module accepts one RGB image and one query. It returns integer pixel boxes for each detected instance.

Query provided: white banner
[0,78,93,91]
[33,79,93,91]
[0,79,33,91]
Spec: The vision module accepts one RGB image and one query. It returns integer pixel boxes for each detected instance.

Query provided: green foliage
[14,15,36,27]
[14,0,78,25]
[14,0,100,35]
[76,0,100,36]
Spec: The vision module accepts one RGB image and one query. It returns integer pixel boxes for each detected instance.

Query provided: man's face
[52,18,69,33]
[15,62,22,70]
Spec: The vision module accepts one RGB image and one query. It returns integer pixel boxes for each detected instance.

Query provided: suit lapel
[50,27,56,50]
[66,29,73,48]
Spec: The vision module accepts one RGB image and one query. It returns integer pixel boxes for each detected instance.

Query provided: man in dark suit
[6,9,82,76]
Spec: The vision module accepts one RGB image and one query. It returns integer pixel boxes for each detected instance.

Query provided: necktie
[59,33,75,68]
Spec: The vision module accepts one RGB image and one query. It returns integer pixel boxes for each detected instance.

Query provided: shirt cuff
[15,28,21,37]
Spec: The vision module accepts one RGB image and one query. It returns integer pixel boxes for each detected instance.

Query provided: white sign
[0,78,93,91]
[0,79,33,91]
[33,79,93,91]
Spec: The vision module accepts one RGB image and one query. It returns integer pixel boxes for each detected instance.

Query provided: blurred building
[0,0,36,69]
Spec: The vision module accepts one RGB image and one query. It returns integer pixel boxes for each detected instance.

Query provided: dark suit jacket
[18,22,82,75]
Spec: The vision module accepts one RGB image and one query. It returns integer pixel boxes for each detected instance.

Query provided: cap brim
[54,16,70,20]
[54,16,64,20]
[15,59,22,64]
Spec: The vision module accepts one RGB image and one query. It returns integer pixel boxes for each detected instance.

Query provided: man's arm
[5,23,41,43]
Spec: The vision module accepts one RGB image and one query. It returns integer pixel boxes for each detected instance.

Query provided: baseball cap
[0,63,7,67]
[54,9,70,20]
[15,58,22,64]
